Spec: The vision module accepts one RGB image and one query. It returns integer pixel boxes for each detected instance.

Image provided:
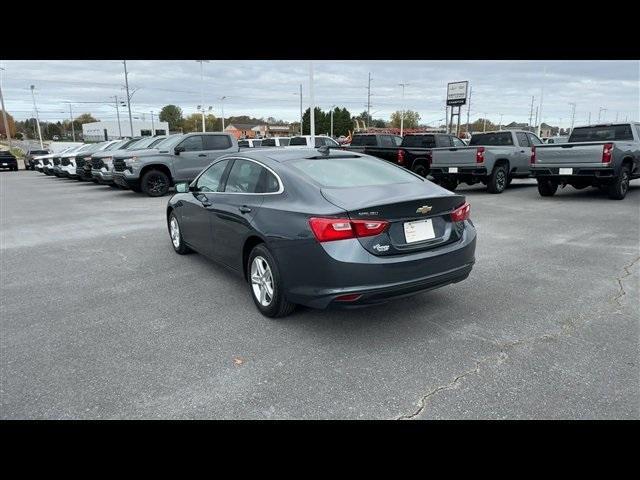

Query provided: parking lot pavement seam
[612,256,640,308]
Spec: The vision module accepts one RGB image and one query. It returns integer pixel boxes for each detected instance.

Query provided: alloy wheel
[169,217,181,248]
[251,256,274,307]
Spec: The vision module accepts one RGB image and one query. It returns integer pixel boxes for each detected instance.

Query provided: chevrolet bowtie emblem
[416,205,432,214]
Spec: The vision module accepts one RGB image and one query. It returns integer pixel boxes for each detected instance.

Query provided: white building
[82,120,169,142]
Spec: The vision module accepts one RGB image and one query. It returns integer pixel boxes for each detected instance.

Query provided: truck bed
[534,142,611,166]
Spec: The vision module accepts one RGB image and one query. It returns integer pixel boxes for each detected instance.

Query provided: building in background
[82,120,169,142]
[224,124,258,139]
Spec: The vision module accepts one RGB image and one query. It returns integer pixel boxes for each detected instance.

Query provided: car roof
[222,147,362,164]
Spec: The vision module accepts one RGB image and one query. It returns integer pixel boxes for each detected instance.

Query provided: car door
[173,135,206,181]
[209,158,277,271]
[515,132,531,172]
[179,159,232,257]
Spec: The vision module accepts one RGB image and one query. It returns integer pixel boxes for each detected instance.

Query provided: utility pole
[366,72,372,128]
[299,84,303,135]
[568,102,576,134]
[123,60,134,137]
[195,60,209,132]
[68,103,76,142]
[114,95,122,138]
[598,107,606,122]
[483,115,487,133]
[529,96,535,132]
[330,105,336,138]
[309,62,315,143]
[29,85,43,149]
[445,105,449,134]
[534,106,539,132]
[0,72,12,150]
[588,111,591,124]
[465,85,472,137]
[499,113,503,131]
[220,96,226,131]
[537,67,546,138]
[150,111,155,135]
[398,82,409,137]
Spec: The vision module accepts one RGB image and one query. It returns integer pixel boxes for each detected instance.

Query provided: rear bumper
[276,223,477,310]
[0,160,17,169]
[531,166,615,178]
[430,166,488,176]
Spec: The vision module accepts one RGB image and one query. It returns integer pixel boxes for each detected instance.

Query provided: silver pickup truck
[429,130,543,193]
[531,123,640,200]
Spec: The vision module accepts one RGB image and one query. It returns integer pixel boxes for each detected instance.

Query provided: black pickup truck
[343,133,467,177]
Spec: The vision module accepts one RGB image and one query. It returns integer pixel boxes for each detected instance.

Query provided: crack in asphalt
[612,256,640,307]
[395,256,640,420]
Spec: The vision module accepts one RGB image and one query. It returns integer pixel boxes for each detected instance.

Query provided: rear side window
[436,136,452,147]
[392,136,402,146]
[470,132,514,146]
[516,132,530,147]
[224,159,276,194]
[402,135,436,148]
[289,137,308,146]
[204,135,231,150]
[290,157,422,188]
[238,140,249,147]
[261,138,276,147]
[380,136,395,147]
[195,159,230,192]
[180,136,204,151]
[569,125,634,142]
[253,140,262,147]
[279,138,290,146]
[350,135,377,146]
[452,137,466,147]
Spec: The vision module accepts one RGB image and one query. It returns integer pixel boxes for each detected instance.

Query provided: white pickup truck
[531,123,640,200]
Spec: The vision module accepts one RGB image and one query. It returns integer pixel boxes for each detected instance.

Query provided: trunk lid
[535,142,608,165]
[320,182,466,256]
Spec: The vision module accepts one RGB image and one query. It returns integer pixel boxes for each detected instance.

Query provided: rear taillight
[530,146,536,164]
[450,202,470,222]
[308,217,389,242]
[476,147,485,164]
[335,293,362,302]
[397,149,405,165]
[602,143,613,164]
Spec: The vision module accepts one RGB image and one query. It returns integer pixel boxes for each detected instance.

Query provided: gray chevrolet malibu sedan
[167,147,477,317]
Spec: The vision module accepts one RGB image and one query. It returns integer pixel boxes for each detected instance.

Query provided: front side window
[253,140,262,147]
[392,136,403,146]
[402,135,436,148]
[528,134,543,145]
[289,136,308,146]
[516,132,531,147]
[436,136,453,147]
[179,136,203,152]
[195,159,230,192]
[452,137,466,147]
[380,136,394,147]
[278,138,290,146]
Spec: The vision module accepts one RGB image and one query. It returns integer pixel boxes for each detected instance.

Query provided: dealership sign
[447,81,468,106]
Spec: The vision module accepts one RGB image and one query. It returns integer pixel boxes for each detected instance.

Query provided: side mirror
[175,182,189,193]
[174,145,185,155]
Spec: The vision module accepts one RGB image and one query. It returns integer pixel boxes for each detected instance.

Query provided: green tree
[390,110,421,129]
[75,113,98,124]
[159,105,184,132]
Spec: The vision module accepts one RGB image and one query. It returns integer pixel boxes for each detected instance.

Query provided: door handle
[198,154,207,157]
[239,206,252,214]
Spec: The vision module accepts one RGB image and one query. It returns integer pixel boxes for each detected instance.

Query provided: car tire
[141,169,170,197]
[537,178,558,197]
[608,164,631,200]
[487,164,508,194]
[168,212,191,255]
[248,244,295,318]
[439,177,458,192]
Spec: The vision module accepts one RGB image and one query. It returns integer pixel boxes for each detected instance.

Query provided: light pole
[123,60,134,137]
[67,103,76,141]
[0,67,12,150]
[398,82,409,137]
[537,66,547,138]
[113,96,122,138]
[293,86,303,135]
[29,85,44,149]
[220,96,226,131]
[483,114,488,133]
[598,107,607,122]
[195,60,210,132]
[309,62,315,142]
[498,113,503,131]
[568,102,576,134]
[329,105,336,138]
[150,111,155,135]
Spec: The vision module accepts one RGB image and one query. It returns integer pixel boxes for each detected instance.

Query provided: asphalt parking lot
[1,170,638,419]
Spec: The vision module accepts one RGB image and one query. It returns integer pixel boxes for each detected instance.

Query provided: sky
[1,60,638,129]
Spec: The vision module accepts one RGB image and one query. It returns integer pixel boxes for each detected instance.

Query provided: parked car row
[342,123,640,200]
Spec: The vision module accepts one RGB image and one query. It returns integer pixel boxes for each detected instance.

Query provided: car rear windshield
[568,125,634,142]
[289,137,308,146]
[290,156,422,188]
[469,132,514,146]
[401,135,435,148]
[350,135,378,146]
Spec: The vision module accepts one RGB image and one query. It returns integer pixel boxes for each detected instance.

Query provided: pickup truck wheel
[608,165,631,200]
[248,244,296,318]
[487,164,508,193]
[141,169,170,197]
[439,177,458,192]
[412,162,428,177]
[168,213,191,254]
[537,178,558,196]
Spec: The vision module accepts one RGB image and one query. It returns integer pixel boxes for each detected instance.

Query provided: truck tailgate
[535,142,607,165]
[431,147,478,166]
